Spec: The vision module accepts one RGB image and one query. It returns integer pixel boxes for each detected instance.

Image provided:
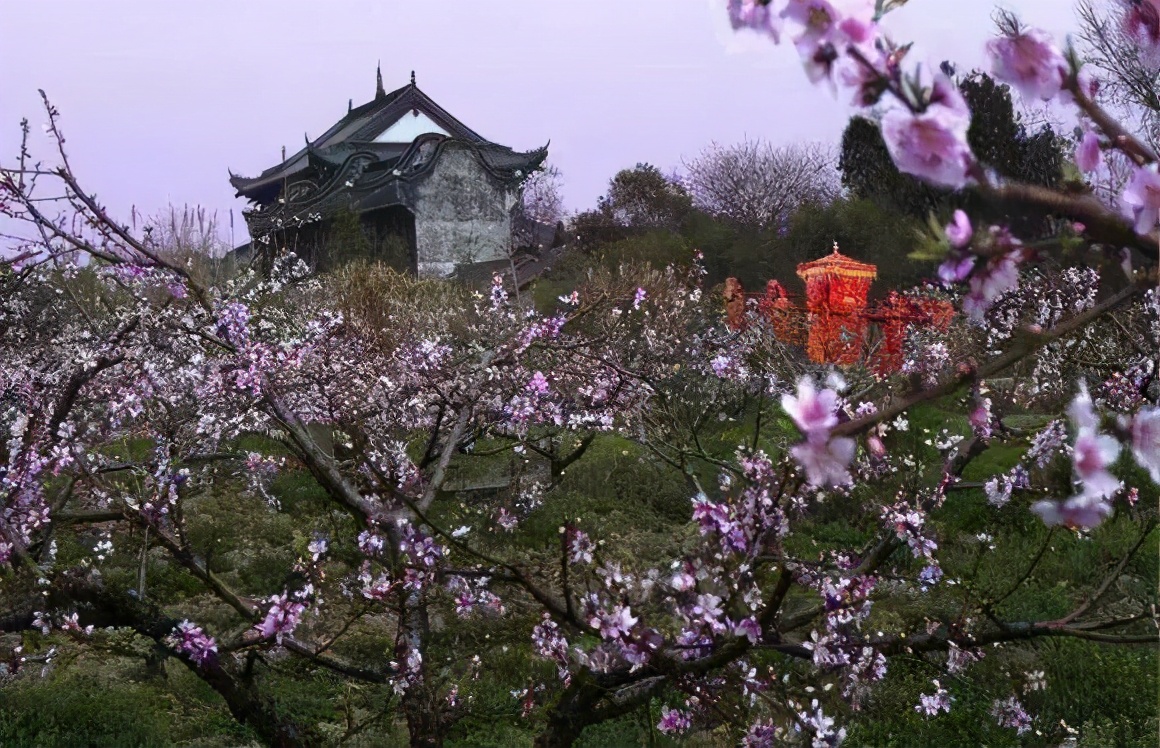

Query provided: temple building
[229,68,548,276]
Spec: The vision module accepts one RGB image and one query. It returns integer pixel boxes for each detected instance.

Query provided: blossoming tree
[0,1,1158,746]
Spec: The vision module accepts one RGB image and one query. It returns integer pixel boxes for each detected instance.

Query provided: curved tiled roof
[796,243,878,281]
[230,75,499,198]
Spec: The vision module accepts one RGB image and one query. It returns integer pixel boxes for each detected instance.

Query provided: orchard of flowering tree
[1,1,1159,747]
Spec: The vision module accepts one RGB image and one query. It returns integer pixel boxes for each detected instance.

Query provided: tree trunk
[534,669,667,748]
[403,689,445,748]
[401,592,445,748]
[534,678,602,748]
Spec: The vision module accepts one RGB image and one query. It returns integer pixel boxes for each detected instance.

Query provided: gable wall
[372,111,451,143]
[412,145,516,277]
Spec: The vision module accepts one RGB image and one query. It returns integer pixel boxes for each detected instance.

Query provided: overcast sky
[1,0,1080,243]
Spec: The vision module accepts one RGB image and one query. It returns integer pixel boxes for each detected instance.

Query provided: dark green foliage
[844,636,1158,748]
[959,73,1065,190]
[572,163,693,251]
[571,207,629,250]
[318,208,413,274]
[323,208,373,268]
[573,712,675,748]
[839,114,944,219]
[598,163,692,232]
[549,195,936,308]
[0,676,171,748]
[1042,639,1159,739]
[0,670,255,747]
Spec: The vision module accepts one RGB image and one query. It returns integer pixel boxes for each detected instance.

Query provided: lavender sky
[1,1,1078,244]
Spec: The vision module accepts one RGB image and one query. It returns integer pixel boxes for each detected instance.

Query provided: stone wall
[412,144,516,277]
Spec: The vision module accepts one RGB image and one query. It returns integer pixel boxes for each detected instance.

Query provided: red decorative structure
[757,280,805,345]
[724,277,748,331]
[722,242,954,374]
[866,292,956,376]
[796,243,877,366]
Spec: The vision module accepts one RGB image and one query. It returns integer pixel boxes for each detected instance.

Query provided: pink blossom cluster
[135,456,189,527]
[255,591,307,644]
[2,407,56,560]
[1097,362,1152,412]
[984,466,1029,508]
[446,576,504,618]
[169,620,218,668]
[1121,0,1160,63]
[530,613,571,683]
[881,500,938,563]
[900,339,950,388]
[389,644,425,696]
[692,494,752,555]
[357,528,386,557]
[1032,384,1121,529]
[959,228,1026,323]
[915,680,953,716]
[742,720,784,747]
[589,603,638,641]
[882,73,975,189]
[817,574,876,628]
[986,23,1068,101]
[969,393,994,440]
[726,0,983,189]
[495,507,518,531]
[990,696,1033,734]
[946,642,985,674]
[566,527,594,565]
[657,706,692,735]
[515,315,566,352]
[837,645,888,707]
[356,562,395,602]
[781,377,856,488]
[216,301,252,346]
[974,267,1100,374]
[798,568,883,690]
[689,451,789,559]
[398,521,445,590]
[709,352,751,381]
[794,699,847,747]
[1127,406,1160,484]
[489,273,508,310]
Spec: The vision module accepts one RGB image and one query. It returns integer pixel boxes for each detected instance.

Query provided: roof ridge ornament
[411,70,416,87]
[376,61,385,99]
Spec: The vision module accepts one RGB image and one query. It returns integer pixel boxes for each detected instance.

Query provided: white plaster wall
[372,112,450,143]
[413,146,514,277]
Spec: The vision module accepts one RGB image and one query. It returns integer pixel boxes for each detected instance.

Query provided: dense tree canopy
[681,140,839,229]
[571,163,693,250]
